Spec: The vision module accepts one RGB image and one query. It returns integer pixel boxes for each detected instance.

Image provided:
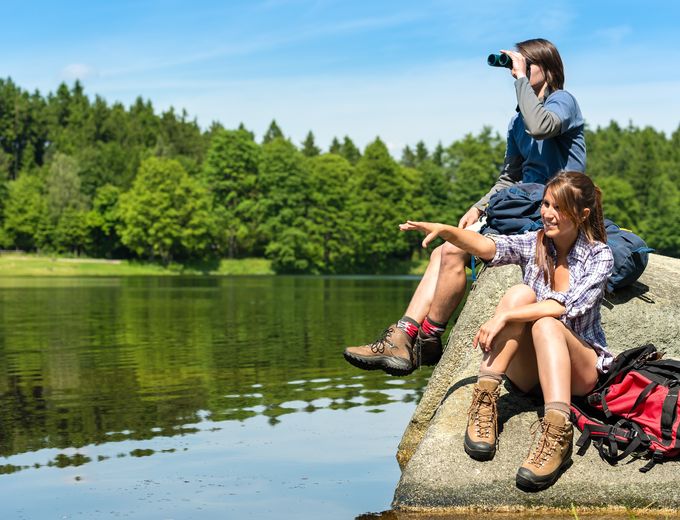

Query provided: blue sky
[3,0,680,153]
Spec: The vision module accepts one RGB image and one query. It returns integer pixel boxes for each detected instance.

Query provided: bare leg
[406,242,469,324]
[479,285,540,392]
[403,245,443,323]
[531,317,599,401]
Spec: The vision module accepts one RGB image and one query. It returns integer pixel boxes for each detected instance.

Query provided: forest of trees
[1,78,679,273]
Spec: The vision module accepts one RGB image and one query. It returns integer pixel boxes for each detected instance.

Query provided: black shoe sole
[464,435,496,461]
[516,457,573,492]
[343,351,415,376]
[421,350,442,366]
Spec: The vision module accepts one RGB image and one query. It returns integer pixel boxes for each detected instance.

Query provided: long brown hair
[516,38,565,92]
[536,171,607,287]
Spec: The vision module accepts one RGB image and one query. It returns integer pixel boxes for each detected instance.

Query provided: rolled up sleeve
[487,232,537,267]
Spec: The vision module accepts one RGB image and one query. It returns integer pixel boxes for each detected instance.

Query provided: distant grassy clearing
[0,254,274,276]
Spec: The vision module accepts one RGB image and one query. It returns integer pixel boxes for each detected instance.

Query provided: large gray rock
[393,254,680,512]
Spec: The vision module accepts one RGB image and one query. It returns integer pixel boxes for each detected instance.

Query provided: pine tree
[328,137,342,155]
[401,145,416,167]
[262,119,284,144]
[415,141,429,165]
[340,136,361,165]
[301,131,320,157]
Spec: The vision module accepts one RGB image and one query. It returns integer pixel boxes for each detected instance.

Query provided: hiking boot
[516,410,574,491]
[414,329,443,366]
[343,324,416,376]
[464,379,501,461]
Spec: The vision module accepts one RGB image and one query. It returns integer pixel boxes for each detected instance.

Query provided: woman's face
[528,63,547,94]
[541,189,578,240]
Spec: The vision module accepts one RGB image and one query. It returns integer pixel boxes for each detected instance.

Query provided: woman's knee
[531,316,561,342]
[499,284,537,309]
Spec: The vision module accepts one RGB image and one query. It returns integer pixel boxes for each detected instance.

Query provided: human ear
[582,208,591,221]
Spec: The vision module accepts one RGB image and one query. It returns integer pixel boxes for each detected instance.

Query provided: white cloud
[60,63,98,81]
[593,25,633,46]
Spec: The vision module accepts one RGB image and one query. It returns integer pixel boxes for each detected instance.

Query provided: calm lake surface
[0,275,437,519]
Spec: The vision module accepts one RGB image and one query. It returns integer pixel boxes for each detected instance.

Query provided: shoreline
[0,253,434,277]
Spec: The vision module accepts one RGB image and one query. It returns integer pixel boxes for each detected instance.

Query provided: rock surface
[393,254,680,512]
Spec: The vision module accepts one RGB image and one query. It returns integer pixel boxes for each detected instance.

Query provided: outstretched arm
[399,220,496,261]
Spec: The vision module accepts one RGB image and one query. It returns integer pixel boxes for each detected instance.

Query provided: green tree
[303,154,355,273]
[119,157,215,263]
[446,127,505,219]
[339,136,361,165]
[328,137,342,155]
[597,176,640,231]
[3,174,49,250]
[262,119,284,144]
[401,145,416,167]
[301,131,320,157]
[415,141,429,165]
[350,138,415,272]
[258,138,312,272]
[201,128,261,257]
[43,152,91,253]
[432,142,445,167]
[86,184,126,258]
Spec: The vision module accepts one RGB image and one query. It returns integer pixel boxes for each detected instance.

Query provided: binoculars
[487,53,512,68]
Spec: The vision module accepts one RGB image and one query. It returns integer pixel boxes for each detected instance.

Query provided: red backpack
[570,344,680,472]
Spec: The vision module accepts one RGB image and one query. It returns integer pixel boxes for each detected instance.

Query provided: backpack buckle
[587,393,602,406]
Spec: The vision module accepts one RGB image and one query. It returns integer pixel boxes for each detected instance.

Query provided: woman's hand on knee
[473,313,508,352]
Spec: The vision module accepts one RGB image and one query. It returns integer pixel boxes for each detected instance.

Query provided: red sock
[421,316,446,337]
[396,316,419,339]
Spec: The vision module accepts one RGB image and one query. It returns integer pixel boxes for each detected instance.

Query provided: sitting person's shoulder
[546,89,578,106]
[587,239,614,263]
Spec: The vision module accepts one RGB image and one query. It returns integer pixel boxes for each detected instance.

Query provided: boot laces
[527,419,567,467]
[467,387,498,440]
[412,334,426,368]
[370,326,395,354]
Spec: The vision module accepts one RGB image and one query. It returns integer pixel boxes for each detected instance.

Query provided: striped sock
[421,316,447,337]
[396,316,419,340]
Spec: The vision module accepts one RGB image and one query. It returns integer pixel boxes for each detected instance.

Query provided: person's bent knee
[503,284,537,307]
[531,316,561,341]
[429,244,443,264]
[439,241,467,270]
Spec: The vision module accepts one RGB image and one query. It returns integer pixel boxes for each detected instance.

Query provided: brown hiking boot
[464,379,500,461]
[343,324,416,376]
[414,329,443,366]
[516,410,574,491]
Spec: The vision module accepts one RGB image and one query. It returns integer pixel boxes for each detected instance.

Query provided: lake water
[0,276,437,519]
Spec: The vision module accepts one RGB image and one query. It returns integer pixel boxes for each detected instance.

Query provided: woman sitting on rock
[399,171,613,491]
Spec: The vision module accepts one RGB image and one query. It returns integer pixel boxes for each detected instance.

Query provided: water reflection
[0,276,435,473]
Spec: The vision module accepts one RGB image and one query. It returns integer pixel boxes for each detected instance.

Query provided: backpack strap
[661,385,680,442]
[640,450,665,473]
[593,344,658,392]
[629,381,659,414]
[642,365,680,384]
[611,421,648,462]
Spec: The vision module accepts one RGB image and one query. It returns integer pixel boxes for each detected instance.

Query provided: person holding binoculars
[344,38,586,377]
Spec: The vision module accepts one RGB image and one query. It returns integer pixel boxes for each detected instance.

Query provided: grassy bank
[0,254,274,277]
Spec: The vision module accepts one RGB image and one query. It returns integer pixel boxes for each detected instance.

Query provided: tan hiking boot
[414,329,443,366]
[516,409,574,491]
[343,324,416,376]
[464,379,501,461]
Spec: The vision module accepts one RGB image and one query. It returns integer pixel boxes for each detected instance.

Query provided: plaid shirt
[488,230,614,372]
